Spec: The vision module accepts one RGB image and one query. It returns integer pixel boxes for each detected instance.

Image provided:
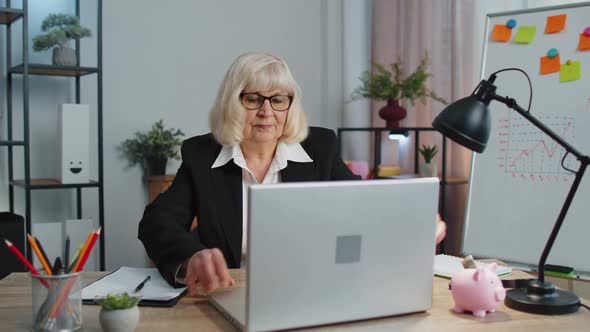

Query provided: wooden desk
[1,269,589,331]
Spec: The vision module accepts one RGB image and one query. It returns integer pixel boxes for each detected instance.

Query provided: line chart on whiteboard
[496,115,577,183]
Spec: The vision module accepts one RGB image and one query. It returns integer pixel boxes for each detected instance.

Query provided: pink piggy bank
[450,263,506,317]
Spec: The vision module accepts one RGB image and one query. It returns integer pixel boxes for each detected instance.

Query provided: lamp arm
[492,93,590,283]
[536,163,588,283]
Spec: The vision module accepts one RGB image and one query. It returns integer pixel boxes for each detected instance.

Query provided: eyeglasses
[239,92,293,112]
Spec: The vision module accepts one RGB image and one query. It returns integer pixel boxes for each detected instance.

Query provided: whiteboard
[463,2,590,273]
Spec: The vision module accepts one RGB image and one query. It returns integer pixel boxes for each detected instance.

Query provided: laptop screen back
[246,178,439,331]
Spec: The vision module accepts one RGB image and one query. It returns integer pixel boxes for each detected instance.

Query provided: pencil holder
[30,272,82,332]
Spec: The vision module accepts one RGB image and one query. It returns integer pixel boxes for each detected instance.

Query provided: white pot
[52,46,77,66]
[420,162,438,177]
[99,306,140,332]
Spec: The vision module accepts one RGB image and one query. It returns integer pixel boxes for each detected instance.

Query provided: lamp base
[505,280,580,315]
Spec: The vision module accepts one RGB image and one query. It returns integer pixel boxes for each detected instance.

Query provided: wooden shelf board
[9,64,98,77]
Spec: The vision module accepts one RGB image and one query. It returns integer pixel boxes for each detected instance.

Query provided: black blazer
[138,126,360,286]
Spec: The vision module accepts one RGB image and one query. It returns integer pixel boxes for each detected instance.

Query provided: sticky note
[545,14,566,33]
[579,33,590,51]
[540,54,560,74]
[560,60,581,82]
[514,26,536,44]
[492,24,512,42]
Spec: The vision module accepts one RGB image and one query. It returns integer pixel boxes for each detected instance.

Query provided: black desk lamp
[432,68,590,315]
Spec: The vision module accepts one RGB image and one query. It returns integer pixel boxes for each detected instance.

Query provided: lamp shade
[432,95,492,153]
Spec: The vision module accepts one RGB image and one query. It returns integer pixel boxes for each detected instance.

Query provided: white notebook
[82,267,187,307]
[434,254,512,279]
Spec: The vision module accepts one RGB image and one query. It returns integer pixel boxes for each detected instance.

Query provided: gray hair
[209,52,308,145]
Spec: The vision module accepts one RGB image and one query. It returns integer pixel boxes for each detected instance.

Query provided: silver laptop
[209,178,439,331]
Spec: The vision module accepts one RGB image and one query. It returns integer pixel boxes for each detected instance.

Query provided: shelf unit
[1,1,105,270]
[337,127,468,250]
[0,7,22,25]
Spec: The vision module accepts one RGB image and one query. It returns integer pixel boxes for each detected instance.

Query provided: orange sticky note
[579,33,590,51]
[492,24,512,42]
[545,14,566,33]
[540,54,560,74]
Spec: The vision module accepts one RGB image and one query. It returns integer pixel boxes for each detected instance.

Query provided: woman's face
[241,89,290,145]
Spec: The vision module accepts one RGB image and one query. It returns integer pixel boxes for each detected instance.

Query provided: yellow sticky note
[545,14,566,33]
[560,61,581,82]
[579,33,590,51]
[492,24,512,42]
[514,26,537,44]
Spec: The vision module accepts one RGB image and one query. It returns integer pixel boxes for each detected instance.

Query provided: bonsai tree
[98,293,139,311]
[118,120,185,176]
[352,53,447,106]
[32,14,91,51]
[32,14,91,66]
[419,144,439,164]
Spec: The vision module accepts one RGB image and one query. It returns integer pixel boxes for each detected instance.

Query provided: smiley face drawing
[69,161,84,174]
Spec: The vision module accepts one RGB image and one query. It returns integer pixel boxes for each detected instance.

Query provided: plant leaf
[351,52,447,106]
[117,120,185,169]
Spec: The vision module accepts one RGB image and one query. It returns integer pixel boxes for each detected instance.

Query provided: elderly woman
[139,52,446,295]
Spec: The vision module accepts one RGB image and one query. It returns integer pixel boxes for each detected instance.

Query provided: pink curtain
[372,0,478,254]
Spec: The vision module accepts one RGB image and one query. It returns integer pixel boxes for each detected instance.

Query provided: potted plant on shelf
[118,120,185,176]
[98,293,140,332]
[32,13,91,66]
[419,144,438,177]
[352,53,447,128]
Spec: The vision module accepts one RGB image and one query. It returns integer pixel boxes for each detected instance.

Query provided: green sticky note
[560,61,581,82]
[545,270,575,278]
[514,26,536,43]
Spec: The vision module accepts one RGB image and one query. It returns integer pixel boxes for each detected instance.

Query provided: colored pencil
[27,234,52,275]
[64,236,70,268]
[3,239,49,288]
[67,245,83,273]
[72,231,94,272]
[34,236,52,270]
[75,227,101,272]
[48,227,102,322]
[52,257,63,275]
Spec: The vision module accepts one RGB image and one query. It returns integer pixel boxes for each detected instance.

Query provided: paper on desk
[434,254,512,279]
[82,267,186,301]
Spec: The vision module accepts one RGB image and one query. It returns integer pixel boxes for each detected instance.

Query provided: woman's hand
[436,214,447,245]
[184,248,235,296]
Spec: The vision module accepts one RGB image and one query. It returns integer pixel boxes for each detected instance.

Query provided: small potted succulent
[419,144,438,177]
[98,293,140,332]
[352,53,447,128]
[32,13,92,66]
[118,120,185,176]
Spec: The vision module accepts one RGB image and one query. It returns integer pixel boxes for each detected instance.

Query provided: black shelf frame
[0,140,24,146]
[0,7,23,25]
[3,0,105,270]
[337,127,460,251]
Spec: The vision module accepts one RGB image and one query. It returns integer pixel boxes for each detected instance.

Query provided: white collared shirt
[211,141,313,262]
